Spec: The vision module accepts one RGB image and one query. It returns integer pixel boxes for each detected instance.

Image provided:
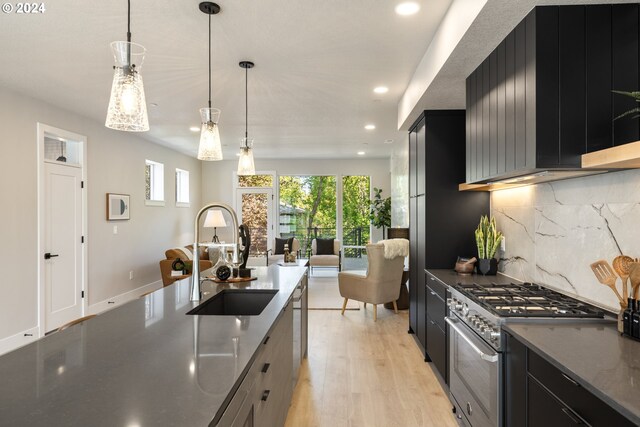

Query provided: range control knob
[449,299,463,311]
[484,328,501,341]
[462,303,469,316]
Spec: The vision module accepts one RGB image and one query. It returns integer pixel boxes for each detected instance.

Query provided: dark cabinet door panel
[466,76,471,183]
[504,333,527,427]
[489,50,498,176]
[409,128,417,197]
[528,376,586,427]
[482,60,491,179]
[497,40,506,174]
[476,67,484,180]
[612,4,640,146]
[505,31,516,173]
[514,20,527,170]
[416,118,426,196]
[533,7,559,168]
[525,10,538,169]
[586,5,613,153]
[408,196,418,333]
[469,72,477,182]
[416,195,426,353]
[425,315,447,382]
[559,6,586,166]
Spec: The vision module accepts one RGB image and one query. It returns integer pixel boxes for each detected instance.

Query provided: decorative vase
[478,258,498,275]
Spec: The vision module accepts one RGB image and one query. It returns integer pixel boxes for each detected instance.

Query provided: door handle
[445,317,498,362]
[262,363,270,373]
[261,390,271,401]
[44,253,59,260]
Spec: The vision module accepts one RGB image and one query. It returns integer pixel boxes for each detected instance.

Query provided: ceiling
[0,0,453,159]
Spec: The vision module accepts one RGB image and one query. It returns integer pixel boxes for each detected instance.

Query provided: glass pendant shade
[198,107,223,161]
[105,41,149,132]
[237,138,255,175]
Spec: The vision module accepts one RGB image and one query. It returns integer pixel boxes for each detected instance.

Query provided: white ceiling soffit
[0,0,453,159]
[398,0,640,131]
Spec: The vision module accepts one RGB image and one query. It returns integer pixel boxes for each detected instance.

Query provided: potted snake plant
[475,215,503,275]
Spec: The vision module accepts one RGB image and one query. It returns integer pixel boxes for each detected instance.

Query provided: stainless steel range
[446,281,605,427]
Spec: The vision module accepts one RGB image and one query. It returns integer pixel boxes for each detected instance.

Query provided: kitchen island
[0,264,308,427]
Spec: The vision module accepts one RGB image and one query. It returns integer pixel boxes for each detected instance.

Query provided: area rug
[308,273,361,310]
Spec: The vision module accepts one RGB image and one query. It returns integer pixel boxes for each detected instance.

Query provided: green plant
[612,90,640,120]
[475,215,503,259]
[369,187,391,236]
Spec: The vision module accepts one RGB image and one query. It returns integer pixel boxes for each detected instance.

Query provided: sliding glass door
[342,175,370,271]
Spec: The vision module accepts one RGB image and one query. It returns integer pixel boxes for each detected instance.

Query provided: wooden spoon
[629,262,640,300]
[590,260,624,305]
[613,255,634,301]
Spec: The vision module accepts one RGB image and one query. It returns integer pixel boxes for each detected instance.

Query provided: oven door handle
[445,317,499,363]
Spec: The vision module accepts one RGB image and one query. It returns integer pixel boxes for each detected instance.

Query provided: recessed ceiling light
[365,124,376,130]
[357,151,365,156]
[189,126,199,132]
[395,2,420,16]
[374,86,389,94]
[384,139,394,144]
[150,103,159,107]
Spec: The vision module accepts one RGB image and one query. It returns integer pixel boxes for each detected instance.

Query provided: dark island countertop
[425,269,640,424]
[0,264,307,427]
[425,268,522,288]
[503,322,640,425]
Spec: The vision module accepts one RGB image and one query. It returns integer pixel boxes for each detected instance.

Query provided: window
[175,168,190,207]
[238,174,273,188]
[145,159,164,206]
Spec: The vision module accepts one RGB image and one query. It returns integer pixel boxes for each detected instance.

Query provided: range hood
[459,168,609,192]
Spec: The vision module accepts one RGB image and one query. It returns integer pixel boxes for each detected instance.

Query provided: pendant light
[197,2,223,161]
[105,0,149,132]
[237,61,256,175]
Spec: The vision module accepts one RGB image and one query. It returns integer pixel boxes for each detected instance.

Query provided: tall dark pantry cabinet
[408,111,489,377]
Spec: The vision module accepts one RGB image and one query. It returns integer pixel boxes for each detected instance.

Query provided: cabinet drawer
[426,314,447,382]
[426,283,446,330]
[528,350,634,426]
[528,374,587,427]
[425,272,447,300]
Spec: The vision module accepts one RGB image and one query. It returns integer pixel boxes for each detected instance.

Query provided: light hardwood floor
[285,307,458,427]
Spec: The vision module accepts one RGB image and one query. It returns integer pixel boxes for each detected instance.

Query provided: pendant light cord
[127,0,131,42]
[208,13,212,109]
[245,65,248,140]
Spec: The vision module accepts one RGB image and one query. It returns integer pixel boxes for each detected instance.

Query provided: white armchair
[338,243,405,321]
[266,237,301,265]
[309,238,341,274]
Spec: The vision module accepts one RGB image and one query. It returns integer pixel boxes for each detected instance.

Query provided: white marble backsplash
[491,169,640,312]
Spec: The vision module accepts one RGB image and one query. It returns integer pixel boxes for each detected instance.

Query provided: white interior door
[236,188,274,266]
[44,162,83,332]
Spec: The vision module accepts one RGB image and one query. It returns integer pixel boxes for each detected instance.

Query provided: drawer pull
[262,363,270,373]
[562,373,579,387]
[430,290,437,296]
[263,336,270,345]
[430,277,435,281]
[261,390,271,401]
[430,320,435,325]
[561,407,584,424]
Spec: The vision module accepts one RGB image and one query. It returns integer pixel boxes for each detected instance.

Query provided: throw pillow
[316,238,335,255]
[274,237,294,255]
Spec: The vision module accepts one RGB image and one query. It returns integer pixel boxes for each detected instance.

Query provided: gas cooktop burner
[452,282,605,318]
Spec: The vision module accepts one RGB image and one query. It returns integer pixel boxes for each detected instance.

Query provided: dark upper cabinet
[465,4,640,184]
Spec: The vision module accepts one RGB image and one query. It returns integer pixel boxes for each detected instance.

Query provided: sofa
[159,245,213,287]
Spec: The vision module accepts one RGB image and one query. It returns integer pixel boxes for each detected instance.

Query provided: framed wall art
[107,193,130,221]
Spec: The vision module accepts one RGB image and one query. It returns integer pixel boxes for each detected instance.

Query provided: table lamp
[204,209,227,243]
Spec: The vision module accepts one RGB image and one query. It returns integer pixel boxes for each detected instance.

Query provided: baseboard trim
[0,326,40,356]
[87,280,163,315]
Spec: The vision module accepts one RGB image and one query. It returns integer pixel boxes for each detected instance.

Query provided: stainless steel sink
[186,289,278,316]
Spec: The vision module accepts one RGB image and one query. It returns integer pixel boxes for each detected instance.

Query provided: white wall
[201,158,391,243]
[492,169,640,312]
[0,85,201,345]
